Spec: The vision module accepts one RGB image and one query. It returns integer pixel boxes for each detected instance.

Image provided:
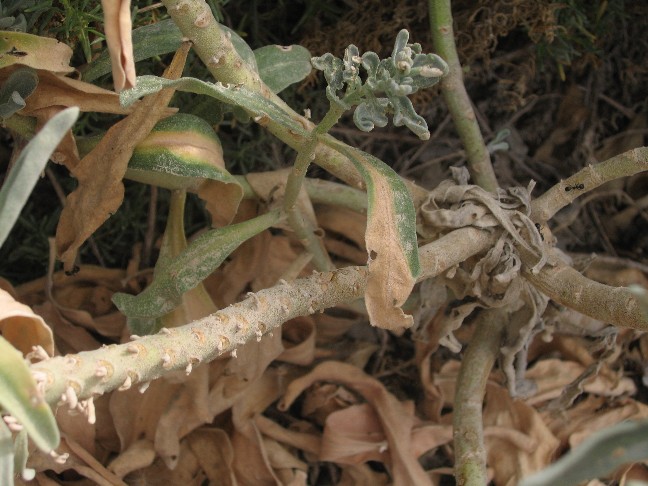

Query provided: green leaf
[0,106,79,248]
[0,419,13,486]
[323,138,419,332]
[13,430,34,481]
[120,75,308,139]
[311,29,448,139]
[112,210,283,334]
[520,420,648,486]
[83,19,257,82]
[0,336,59,453]
[0,66,38,119]
[254,44,312,94]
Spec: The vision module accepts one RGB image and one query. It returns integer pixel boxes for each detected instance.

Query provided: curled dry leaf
[483,383,560,485]
[277,316,316,366]
[0,289,54,356]
[108,439,156,479]
[187,429,236,486]
[320,402,452,466]
[56,44,189,272]
[101,0,136,91]
[280,361,433,486]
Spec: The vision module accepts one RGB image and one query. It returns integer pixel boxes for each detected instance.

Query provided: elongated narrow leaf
[324,138,419,332]
[520,419,648,486]
[112,210,282,331]
[83,19,257,82]
[0,106,79,248]
[0,336,59,453]
[120,76,309,139]
[254,44,312,93]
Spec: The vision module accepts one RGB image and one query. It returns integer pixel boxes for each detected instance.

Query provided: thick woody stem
[161,0,366,191]
[30,228,494,406]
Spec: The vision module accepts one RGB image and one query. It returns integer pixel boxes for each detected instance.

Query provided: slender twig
[453,308,507,486]
[428,0,498,192]
[281,104,346,272]
[530,146,648,222]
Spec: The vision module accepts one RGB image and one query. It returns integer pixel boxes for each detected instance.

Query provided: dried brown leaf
[187,429,237,485]
[0,288,54,356]
[55,44,189,271]
[107,439,156,478]
[277,316,316,366]
[483,383,560,485]
[280,361,433,486]
[101,0,136,91]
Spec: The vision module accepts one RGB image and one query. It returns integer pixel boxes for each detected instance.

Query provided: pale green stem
[236,175,367,213]
[530,146,648,222]
[453,308,507,486]
[284,104,346,211]
[429,0,498,192]
[160,0,366,190]
[281,104,345,273]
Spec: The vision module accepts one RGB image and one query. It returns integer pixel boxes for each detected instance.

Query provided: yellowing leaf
[0,31,73,73]
[126,113,243,227]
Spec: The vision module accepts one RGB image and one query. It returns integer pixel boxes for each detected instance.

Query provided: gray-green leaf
[0,336,60,453]
[0,106,79,248]
[520,420,648,486]
[254,44,312,94]
[0,67,38,119]
[112,210,282,330]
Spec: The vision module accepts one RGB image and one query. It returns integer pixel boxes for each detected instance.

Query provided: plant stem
[428,0,498,192]
[30,228,495,406]
[235,175,368,214]
[530,146,648,222]
[281,104,346,272]
[284,104,346,211]
[453,308,507,485]
[521,248,648,331]
[161,0,366,190]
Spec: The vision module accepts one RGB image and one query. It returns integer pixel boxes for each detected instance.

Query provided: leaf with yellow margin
[323,139,420,332]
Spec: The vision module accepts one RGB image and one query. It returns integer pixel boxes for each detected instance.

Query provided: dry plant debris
[1,1,647,485]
